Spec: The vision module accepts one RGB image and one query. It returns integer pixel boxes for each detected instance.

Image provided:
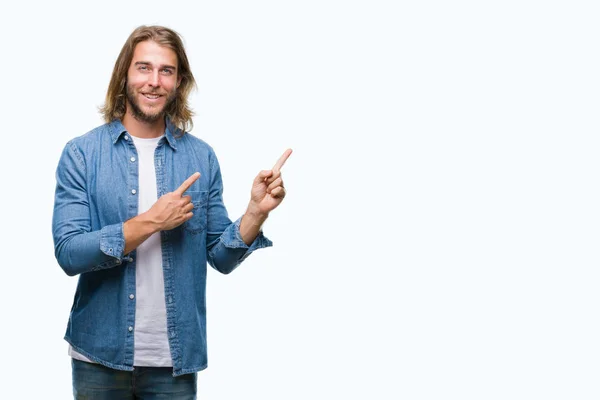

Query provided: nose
[148,70,160,88]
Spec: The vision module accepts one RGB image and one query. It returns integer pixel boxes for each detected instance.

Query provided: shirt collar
[108,117,180,150]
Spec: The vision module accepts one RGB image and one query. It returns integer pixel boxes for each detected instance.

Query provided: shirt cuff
[99,223,125,260]
[221,217,273,252]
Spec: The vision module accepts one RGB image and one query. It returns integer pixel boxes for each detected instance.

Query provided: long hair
[100,25,196,135]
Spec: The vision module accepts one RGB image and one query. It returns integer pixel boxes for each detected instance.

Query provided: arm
[207,149,291,273]
[52,142,126,276]
[52,142,199,276]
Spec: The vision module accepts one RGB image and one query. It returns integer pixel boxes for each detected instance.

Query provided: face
[125,40,181,124]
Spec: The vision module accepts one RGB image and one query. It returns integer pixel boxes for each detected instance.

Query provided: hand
[248,149,292,216]
[147,172,201,231]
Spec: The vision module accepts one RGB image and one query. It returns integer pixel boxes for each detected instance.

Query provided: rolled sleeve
[223,217,273,250]
[208,217,273,274]
[99,223,125,260]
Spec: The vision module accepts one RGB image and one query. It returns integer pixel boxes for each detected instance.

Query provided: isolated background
[1,0,599,399]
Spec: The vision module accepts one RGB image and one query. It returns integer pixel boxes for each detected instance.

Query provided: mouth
[141,93,163,101]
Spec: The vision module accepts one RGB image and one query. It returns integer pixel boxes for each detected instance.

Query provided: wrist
[138,211,163,234]
[240,207,268,246]
[245,205,269,224]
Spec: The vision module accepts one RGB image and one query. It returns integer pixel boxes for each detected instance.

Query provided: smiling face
[125,40,181,124]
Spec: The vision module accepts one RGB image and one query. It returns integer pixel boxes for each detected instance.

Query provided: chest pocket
[184,191,208,234]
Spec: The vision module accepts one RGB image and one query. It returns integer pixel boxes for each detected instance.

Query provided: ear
[177,75,182,88]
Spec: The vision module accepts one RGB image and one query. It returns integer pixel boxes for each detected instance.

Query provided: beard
[125,84,177,124]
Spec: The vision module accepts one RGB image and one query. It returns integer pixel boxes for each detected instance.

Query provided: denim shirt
[52,119,272,376]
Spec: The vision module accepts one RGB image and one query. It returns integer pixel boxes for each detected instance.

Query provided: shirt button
[131,189,137,195]
[128,326,133,332]
[124,135,130,141]
[129,294,134,300]
[130,157,136,162]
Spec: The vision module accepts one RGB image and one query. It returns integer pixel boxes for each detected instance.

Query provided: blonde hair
[100,25,196,135]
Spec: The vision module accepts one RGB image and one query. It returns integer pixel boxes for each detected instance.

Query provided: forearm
[239,207,269,246]
[54,223,125,276]
[123,212,161,254]
[205,153,273,274]
[54,213,160,276]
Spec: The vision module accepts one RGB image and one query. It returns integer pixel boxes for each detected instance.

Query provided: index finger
[175,172,201,195]
[272,148,293,172]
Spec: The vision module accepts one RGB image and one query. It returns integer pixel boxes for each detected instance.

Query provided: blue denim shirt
[52,119,272,376]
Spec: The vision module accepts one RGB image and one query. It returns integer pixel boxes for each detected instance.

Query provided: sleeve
[52,141,126,276]
[205,150,272,274]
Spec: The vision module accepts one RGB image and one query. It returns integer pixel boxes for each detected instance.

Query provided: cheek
[162,79,178,93]
[127,73,146,89]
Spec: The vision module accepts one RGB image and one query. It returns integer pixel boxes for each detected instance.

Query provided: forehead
[130,40,178,67]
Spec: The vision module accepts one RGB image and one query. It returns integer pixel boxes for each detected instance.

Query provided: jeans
[72,359,197,399]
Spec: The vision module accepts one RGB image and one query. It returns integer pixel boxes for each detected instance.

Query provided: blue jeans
[72,359,197,399]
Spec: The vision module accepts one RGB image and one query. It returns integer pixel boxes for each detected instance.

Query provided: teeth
[144,94,160,99]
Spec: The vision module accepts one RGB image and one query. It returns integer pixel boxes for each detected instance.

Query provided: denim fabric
[53,119,272,376]
[72,358,197,399]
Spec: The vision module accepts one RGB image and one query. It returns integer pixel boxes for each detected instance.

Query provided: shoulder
[58,122,117,169]
[177,132,219,159]
[179,131,213,150]
[65,121,116,150]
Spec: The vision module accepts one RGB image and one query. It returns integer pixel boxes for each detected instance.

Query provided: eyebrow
[134,61,177,71]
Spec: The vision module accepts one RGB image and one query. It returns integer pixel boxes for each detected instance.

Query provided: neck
[122,110,166,139]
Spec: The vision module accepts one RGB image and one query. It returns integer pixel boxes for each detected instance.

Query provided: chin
[142,107,164,118]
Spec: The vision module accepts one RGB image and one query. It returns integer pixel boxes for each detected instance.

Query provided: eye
[161,68,174,75]
[138,65,149,71]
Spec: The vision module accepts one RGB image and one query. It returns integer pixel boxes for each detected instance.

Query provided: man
[52,25,291,399]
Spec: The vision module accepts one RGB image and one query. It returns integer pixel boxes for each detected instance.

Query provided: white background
[1,0,599,399]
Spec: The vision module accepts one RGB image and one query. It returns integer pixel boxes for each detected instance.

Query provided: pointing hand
[248,149,292,216]
[147,172,201,230]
